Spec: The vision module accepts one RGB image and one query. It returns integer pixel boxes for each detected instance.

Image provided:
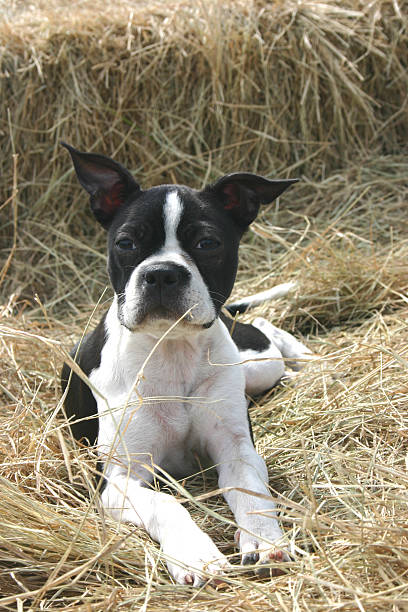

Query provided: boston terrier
[61,144,311,586]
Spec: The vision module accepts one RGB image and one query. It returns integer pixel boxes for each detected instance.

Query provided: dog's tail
[225,281,296,315]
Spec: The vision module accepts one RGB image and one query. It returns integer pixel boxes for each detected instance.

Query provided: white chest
[88,305,246,479]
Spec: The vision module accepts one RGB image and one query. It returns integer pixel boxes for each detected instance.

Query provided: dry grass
[1,0,408,307]
[1,244,407,610]
[1,0,408,609]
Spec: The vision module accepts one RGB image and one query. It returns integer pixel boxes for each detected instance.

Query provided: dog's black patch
[220,312,270,352]
[61,314,107,445]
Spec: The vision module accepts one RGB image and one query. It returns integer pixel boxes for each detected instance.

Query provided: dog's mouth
[146,305,181,322]
[144,305,210,326]
[120,302,215,334]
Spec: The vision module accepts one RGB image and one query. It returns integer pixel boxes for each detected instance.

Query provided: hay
[1,0,407,308]
[1,0,408,609]
[1,260,408,609]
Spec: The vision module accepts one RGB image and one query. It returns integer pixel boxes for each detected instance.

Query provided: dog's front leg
[101,468,228,586]
[205,426,289,572]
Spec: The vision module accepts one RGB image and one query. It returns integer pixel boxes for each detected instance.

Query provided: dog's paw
[236,529,290,577]
[162,528,229,587]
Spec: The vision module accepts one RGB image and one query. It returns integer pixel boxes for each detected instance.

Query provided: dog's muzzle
[139,261,191,316]
[119,257,216,332]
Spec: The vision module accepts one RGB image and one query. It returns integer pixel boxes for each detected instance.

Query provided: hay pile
[1,0,407,311]
[1,0,408,609]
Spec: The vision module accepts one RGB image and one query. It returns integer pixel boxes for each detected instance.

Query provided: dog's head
[63,144,297,335]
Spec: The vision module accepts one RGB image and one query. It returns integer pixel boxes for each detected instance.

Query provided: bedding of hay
[1,0,408,609]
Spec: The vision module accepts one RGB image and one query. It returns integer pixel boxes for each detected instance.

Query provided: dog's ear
[62,143,141,228]
[205,173,298,228]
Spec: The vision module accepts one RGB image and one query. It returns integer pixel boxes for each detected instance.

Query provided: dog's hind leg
[225,314,313,394]
[239,341,286,396]
[252,317,313,372]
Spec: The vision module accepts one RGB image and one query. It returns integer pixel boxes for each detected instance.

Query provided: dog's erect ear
[205,173,298,228]
[62,143,141,228]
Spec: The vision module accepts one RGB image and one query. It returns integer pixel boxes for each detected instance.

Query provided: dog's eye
[195,238,220,250]
[116,238,135,251]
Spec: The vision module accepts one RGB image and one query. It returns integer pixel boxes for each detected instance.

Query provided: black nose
[142,262,190,292]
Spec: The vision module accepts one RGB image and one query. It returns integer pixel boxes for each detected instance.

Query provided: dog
[61,143,312,586]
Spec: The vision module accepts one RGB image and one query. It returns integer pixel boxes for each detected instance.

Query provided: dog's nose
[142,263,190,291]
[145,267,178,287]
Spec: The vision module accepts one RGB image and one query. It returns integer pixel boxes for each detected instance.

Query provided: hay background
[1,0,408,609]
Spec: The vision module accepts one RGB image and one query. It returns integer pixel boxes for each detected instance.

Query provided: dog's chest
[96,334,202,395]
[89,318,210,447]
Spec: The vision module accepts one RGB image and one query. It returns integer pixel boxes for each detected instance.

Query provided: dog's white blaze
[163,190,183,251]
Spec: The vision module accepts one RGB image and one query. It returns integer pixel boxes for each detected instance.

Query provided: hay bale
[1,0,407,308]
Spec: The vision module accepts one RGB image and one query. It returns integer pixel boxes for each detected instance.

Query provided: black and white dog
[61,144,311,586]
